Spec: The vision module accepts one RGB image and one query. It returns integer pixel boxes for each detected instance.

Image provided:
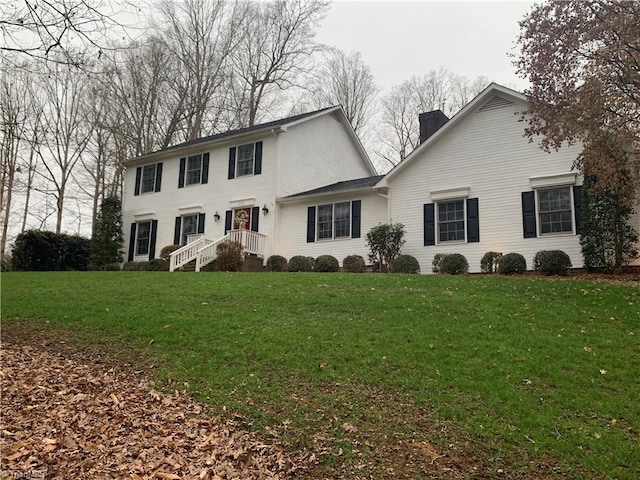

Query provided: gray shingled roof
[285,175,384,199]
[131,106,339,161]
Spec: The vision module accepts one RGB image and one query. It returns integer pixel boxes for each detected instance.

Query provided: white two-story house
[122,106,378,270]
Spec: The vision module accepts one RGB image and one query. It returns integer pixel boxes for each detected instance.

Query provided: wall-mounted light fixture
[262,204,269,216]
[213,211,221,222]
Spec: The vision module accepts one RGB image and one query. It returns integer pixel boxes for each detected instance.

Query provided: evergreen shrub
[440,253,469,275]
[313,255,339,272]
[343,255,366,273]
[391,254,420,274]
[498,253,527,275]
[266,255,288,272]
[534,250,572,276]
[288,255,313,272]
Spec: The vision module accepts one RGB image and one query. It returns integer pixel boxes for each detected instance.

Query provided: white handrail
[195,236,228,272]
[169,236,206,271]
[228,229,267,256]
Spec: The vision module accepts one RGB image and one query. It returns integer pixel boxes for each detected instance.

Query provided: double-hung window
[538,187,572,234]
[141,164,157,193]
[236,143,255,177]
[186,154,203,186]
[136,221,152,256]
[134,162,162,195]
[437,200,465,242]
[181,214,199,245]
[317,202,351,240]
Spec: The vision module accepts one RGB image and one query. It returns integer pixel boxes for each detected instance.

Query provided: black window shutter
[128,223,137,261]
[224,210,232,234]
[466,198,480,243]
[573,185,582,235]
[424,203,435,246]
[307,206,316,243]
[351,200,361,238]
[155,163,163,192]
[251,206,259,232]
[134,167,142,196]
[174,216,182,245]
[522,191,537,238]
[202,153,210,184]
[149,220,158,260]
[178,157,186,188]
[254,141,263,175]
[228,147,236,179]
[198,213,206,234]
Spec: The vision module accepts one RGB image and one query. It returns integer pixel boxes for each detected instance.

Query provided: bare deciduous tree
[231,0,329,126]
[1,0,135,65]
[375,69,488,169]
[306,48,380,136]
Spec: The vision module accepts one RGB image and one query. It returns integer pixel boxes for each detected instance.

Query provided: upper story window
[538,187,573,235]
[178,153,209,188]
[228,141,262,179]
[134,162,163,196]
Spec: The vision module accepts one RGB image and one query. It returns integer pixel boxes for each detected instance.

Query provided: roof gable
[126,105,373,172]
[378,83,526,186]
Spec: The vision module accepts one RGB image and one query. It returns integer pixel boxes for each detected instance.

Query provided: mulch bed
[0,343,312,479]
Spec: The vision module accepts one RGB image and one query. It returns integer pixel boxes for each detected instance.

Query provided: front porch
[169,229,268,272]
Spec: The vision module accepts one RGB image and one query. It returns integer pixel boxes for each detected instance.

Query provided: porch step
[178,260,196,272]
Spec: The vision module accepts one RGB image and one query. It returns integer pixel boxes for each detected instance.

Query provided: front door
[233,208,252,230]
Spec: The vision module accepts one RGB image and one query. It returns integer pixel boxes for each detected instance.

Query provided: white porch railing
[195,235,228,272]
[228,229,268,257]
[169,236,206,272]
[170,229,268,272]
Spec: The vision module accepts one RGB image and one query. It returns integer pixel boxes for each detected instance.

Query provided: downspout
[376,188,392,224]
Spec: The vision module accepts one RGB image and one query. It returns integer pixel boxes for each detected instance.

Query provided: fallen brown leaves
[0,344,311,479]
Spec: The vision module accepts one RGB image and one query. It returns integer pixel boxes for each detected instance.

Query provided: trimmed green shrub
[480,251,502,273]
[498,252,527,275]
[534,250,572,276]
[343,255,366,273]
[431,253,449,273]
[391,254,420,274]
[12,230,90,271]
[313,255,339,272]
[160,244,181,262]
[440,253,469,275]
[215,241,243,271]
[266,255,288,272]
[288,255,313,272]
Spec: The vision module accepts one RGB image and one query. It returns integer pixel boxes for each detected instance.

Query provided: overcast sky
[315,1,536,94]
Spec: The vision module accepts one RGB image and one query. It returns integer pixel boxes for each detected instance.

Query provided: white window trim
[140,164,157,194]
[316,201,352,241]
[430,187,470,202]
[529,172,576,189]
[185,154,203,186]
[235,142,256,177]
[436,199,467,244]
[178,205,203,215]
[135,220,152,257]
[535,186,575,236]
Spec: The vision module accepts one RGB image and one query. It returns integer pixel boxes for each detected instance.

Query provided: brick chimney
[419,110,449,144]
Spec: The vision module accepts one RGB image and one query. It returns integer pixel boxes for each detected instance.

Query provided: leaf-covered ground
[0,341,312,479]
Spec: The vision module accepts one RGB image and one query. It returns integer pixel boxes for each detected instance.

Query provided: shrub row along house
[123,83,640,273]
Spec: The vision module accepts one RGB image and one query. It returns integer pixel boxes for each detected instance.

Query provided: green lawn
[2,272,639,478]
